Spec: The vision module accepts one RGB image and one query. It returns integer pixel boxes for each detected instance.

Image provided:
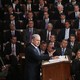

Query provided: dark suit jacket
[24,44,50,80]
[67,41,79,53]
[73,19,80,29]
[40,29,57,42]
[71,59,80,80]
[54,47,72,59]
[41,19,52,29]
[57,28,75,42]
[4,30,22,43]
[55,20,65,29]
[69,12,79,20]
[4,42,23,56]
[23,28,38,44]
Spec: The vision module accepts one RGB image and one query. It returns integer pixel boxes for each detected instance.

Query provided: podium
[42,61,72,80]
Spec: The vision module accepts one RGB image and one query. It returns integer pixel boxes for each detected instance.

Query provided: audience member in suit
[64,0,79,12]
[23,11,36,27]
[38,6,50,20]
[4,23,22,43]
[54,39,72,60]
[71,49,80,80]
[55,13,66,29]
[11,0,22,12]
[25,0,33,12]
[53,4,67,20]
[23,20,38,46]
[39,41,47,54]
[53,0,64,11]
[49,34,60,48]
[24,34,53,80]
[68,34,79,59]
[40,23,57,42]
[58,20,75,42]
[41,12,51,29]
[69,4,80,19]
[4,36,24,64]
[4,5,15,20]
[73,13,80,29]
[44,42,59,59]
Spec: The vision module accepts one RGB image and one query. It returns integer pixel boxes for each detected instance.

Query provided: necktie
[62,48,65,56]
[46,32,49,41]
[36,47,40,55]
[12,44,16,56]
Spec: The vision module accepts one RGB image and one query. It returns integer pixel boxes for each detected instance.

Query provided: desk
[42,61,72,80]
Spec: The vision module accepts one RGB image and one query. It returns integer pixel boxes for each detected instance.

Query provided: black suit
[4,30,22,43]
[55,20,65,29]
[54,47,72,59]
[57,28,75,42]
[23,28,38,45]
[71,59,80,80]
[40,29,57,42]
[73,19,80,29]
[24,44,50,80]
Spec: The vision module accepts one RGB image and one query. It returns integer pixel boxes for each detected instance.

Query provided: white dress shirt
[11,43,16,56]
[79,20,80,29]
[47,31,51,40]
[65,28,70,39]
[27,4,31,11]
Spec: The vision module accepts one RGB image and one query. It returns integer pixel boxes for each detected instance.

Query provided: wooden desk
[42,61,72,80]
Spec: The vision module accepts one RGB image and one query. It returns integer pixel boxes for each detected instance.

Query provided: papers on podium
[42,55,69,65]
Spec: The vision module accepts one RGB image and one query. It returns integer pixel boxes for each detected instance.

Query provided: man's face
[11,37,17,44]
[74,6,79,12]
[70,36,75,42]
[40,43,47,51]
[28,21,34,28]
[44,12,49,19]
[32,37,41,47]
[77,51,80,58]
[65,22,70,28]
[50,35,56,42]
[61,40,68,48]
[47,25,52,31]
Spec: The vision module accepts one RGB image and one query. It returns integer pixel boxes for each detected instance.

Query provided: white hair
[47,23,53,28]
[32,34,40,39]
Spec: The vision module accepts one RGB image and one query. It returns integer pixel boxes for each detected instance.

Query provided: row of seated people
[2,0,80,20]
[3,20,80,44]
[1,35,80,80]
[2,9,80,30]
[2,0,80,13]
[1,0,80,25]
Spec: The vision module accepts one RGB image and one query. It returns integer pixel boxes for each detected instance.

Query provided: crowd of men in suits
[0,0,80,80]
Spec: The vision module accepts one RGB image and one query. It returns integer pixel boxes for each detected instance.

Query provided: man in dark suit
[55,13,66,29]
[41,12,52,29]
[71,49,80,80]
[4,36,24,64]
[23,20,38,46]
[68,34,79,59]
[40,23,57,42]
[73,13,80,29]
[4,23,22,43]
[24,34,52,80]
[69,4,80,19]
[57,21,75,42]
[4,36,24,80]
[54,39,72,60]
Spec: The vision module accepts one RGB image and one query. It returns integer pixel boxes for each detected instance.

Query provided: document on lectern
[42,55,69,65]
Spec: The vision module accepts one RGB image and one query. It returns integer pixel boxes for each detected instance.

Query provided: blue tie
[62,48,65,56]
[36,47,40,55]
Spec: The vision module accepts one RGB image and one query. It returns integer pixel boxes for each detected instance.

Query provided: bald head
[31,34,41,47]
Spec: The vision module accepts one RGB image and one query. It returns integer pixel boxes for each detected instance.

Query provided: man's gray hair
[32,34,40,39]
[47,23,53,28]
